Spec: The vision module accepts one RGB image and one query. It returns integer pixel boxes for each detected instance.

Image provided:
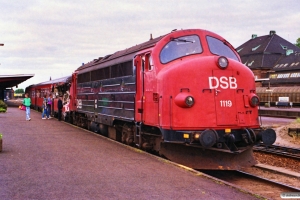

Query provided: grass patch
[0,100,7,113]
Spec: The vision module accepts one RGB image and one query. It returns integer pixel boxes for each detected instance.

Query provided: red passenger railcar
[25,75,76,120]
[72,29,276,169]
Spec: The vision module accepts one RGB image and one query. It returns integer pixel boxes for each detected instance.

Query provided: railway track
[200,169,300,200]
[253,143,300,160]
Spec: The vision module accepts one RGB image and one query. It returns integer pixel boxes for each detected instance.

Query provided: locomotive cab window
[206,36,239,61]
[145,53,153,71]
[159,35,202,64]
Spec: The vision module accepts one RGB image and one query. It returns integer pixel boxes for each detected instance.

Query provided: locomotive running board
[159,143,257,170]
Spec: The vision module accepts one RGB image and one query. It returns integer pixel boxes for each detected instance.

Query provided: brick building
[236,31,300,87]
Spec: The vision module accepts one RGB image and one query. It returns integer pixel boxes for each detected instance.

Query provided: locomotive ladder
[134,122,143,148]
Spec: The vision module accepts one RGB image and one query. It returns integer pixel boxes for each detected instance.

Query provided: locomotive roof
[76,34,165,73]
[75,28,231,74]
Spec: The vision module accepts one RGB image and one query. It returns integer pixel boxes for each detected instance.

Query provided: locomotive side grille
[91,67,110,81]
[81,61,134,82]
[78,72,91,83]
[111,61,133,78]
[77,76,136,125]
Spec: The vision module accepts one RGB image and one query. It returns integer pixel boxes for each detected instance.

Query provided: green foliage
[0,100,7,113]
[296,117,300,123]
[15,88,24,94]
[296,38,300,48]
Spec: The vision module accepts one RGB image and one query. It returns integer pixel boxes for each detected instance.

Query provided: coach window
[206,36,239,61]
[160,35,202,64]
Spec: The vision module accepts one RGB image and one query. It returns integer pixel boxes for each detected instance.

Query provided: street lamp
[265,70,275,107]
[0,43,3,65]
[266,82,273,107]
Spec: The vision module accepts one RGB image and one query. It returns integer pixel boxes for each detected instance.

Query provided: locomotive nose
[257,128,277,145]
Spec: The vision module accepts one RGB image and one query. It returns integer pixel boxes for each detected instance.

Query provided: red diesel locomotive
[26,29,276,169]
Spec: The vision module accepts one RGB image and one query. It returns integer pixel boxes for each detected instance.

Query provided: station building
[236,31,300,87]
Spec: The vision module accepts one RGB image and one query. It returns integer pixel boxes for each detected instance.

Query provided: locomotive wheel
[122,124,134,145]
[199,129,218,148]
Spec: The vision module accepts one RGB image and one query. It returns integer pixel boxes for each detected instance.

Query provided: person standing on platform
[46,94,52,119]
[57,96,63,121]
[41,95,47,119]
[23,93,31,121]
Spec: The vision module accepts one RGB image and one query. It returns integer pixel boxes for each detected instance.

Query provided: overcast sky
[1,0,299,90]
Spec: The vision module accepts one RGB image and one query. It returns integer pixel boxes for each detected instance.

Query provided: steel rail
[237,170,300,192]
[253,143,300,159]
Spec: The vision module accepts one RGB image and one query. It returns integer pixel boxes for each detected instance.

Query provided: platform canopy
[0,74,34,89]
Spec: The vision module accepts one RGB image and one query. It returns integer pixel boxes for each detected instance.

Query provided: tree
[296,38,300,48]
[15,88,24,94]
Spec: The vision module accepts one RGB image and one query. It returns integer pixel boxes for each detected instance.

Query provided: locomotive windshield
[206,36,239,61]
[160,35,202,64]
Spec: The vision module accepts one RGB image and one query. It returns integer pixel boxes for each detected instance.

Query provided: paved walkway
[0,108,259,200]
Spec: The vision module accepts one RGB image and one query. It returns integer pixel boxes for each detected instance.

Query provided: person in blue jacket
[22,93,31,121]
[41,95,47,119]
[46,94,53,119]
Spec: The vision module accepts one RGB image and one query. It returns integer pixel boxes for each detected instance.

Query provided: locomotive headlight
[217,56,229,69]
[185,96,195,107]
[193,132,200,139]
[174,92,195,108]
[249,94,259,107]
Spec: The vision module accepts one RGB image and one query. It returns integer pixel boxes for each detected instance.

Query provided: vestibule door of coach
[211,70,237,125]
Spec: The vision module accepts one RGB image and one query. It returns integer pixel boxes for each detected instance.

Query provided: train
[256,86,300,107]
[26,29,276,170]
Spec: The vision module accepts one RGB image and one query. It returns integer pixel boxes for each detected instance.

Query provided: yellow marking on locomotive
[183,133,189,139]
[225,129,231,134]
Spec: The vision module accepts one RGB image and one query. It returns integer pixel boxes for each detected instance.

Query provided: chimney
[251,34,257,39]
[269,30,276,36]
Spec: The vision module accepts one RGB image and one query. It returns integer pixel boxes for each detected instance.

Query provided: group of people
[22,93,63,121]
[41,94,53,119]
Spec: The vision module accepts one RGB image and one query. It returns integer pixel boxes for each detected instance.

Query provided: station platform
[0,108,259,200]
[259,106,300,118]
